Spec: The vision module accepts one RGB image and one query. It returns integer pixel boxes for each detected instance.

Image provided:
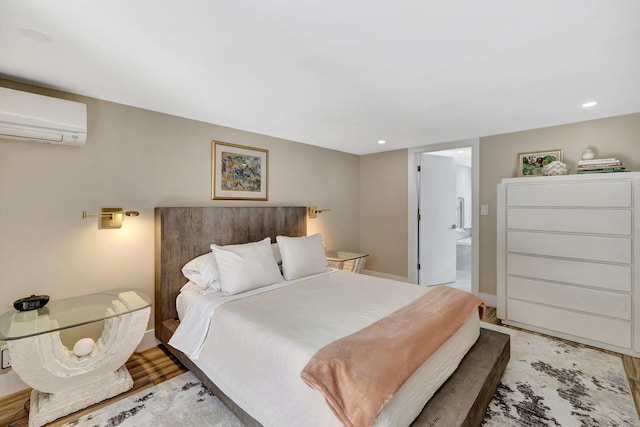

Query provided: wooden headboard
[154,206,307,343]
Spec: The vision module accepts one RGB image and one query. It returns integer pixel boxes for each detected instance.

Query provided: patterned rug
[481,323,639,427]
[62,324,639,427]
[61,372,242,427]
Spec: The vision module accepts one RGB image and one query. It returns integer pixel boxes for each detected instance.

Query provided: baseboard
[479,292,497,307]
[0,370,27,398]
[137,328,160,352]
[0,329,159,398]
[361,269,411,283]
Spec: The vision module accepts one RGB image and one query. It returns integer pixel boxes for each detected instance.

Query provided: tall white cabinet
[497,172,640,356]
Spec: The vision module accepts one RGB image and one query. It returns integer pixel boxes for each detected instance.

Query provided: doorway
[409,139,478,296]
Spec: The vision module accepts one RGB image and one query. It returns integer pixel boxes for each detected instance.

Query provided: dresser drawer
[507,208,631,235]
[507,276,631,320]
[507,254,631,292]
[506,181,631,207]
[508,231,631,263]
[506,299,631,348]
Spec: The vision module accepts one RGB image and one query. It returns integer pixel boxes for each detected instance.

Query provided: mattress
[173,270,480,427]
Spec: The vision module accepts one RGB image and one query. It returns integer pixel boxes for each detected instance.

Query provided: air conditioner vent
[0,87,87,146]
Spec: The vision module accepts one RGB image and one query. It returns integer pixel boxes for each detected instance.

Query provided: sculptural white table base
[26,366,133,427]
[3,292,150,427]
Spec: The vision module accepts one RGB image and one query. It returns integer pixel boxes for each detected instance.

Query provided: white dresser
[497,172,640,356]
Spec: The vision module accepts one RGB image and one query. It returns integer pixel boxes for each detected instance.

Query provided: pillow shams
[211,237,283,295]
[181,252,220,291]
[276,233,329,280]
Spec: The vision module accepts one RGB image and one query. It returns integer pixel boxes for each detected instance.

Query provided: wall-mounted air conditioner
[0,87,87,146]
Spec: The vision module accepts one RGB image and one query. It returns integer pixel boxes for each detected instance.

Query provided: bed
[154,206,509,427]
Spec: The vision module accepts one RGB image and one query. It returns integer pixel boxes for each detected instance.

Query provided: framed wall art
[212,141,269,200]
[517,149,563,176]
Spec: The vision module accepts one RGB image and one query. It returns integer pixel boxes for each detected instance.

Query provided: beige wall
[479,113,640,295]
[357,113,640,292]
[2,77,638,329]
[359,149,408,277]
[0,79,360,329]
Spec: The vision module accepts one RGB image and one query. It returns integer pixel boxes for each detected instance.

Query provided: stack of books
[577,158,626,174]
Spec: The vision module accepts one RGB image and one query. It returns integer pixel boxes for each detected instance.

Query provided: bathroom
[455,157,472,291]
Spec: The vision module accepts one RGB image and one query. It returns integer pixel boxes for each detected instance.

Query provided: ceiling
[428,147,472,168]
[1,1,639,155]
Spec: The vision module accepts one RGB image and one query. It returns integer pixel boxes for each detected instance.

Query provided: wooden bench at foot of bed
[161,320,510,427]
[411,327,510,427]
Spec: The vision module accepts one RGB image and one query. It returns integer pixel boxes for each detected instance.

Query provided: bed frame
[155,206,509,426]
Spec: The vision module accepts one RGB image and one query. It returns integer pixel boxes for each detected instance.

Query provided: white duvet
[172,270,480,427]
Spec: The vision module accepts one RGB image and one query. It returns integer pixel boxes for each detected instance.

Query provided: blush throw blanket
[300,286,485,427]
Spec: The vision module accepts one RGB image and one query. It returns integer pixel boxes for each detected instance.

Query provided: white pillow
[181,252,221,291]
[277,233,329,280]
[271,243,282,265]
[211,237,283,295]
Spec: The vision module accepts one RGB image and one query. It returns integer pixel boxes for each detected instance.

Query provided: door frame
[407,138,480,297]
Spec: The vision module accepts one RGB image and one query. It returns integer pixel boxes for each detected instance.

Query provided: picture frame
[517,149,563,177]
[211,141,269,200]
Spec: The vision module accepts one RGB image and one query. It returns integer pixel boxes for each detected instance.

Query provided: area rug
[61,372,242,427]
[62,324,639,427]
[481,323,639,427]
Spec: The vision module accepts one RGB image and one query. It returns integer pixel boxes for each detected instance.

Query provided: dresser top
[502,171,640,184]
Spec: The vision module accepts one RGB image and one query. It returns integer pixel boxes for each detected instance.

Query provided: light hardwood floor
[1,309,639,426]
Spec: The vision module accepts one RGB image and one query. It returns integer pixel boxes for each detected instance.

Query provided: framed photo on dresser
[517,149,563,176]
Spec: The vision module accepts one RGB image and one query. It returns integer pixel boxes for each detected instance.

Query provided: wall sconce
[82,208,140,229]
[308,206,331,219]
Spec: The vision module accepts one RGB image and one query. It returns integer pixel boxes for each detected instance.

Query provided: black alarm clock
[14,294,50,312]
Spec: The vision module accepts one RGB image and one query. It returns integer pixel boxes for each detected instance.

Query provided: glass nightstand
[326,250,368,273]
[0,290,151,427]
[0,290,150,341]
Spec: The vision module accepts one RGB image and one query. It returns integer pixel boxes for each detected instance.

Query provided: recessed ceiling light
[19,28,53,43]
[378,140,386,145]
[582,101,598,108]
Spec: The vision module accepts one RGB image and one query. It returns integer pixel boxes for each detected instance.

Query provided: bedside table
[0,290,151,427]
[326,250,368,273]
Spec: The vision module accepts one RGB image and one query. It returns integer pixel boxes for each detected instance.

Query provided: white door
[418,154,457,286]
